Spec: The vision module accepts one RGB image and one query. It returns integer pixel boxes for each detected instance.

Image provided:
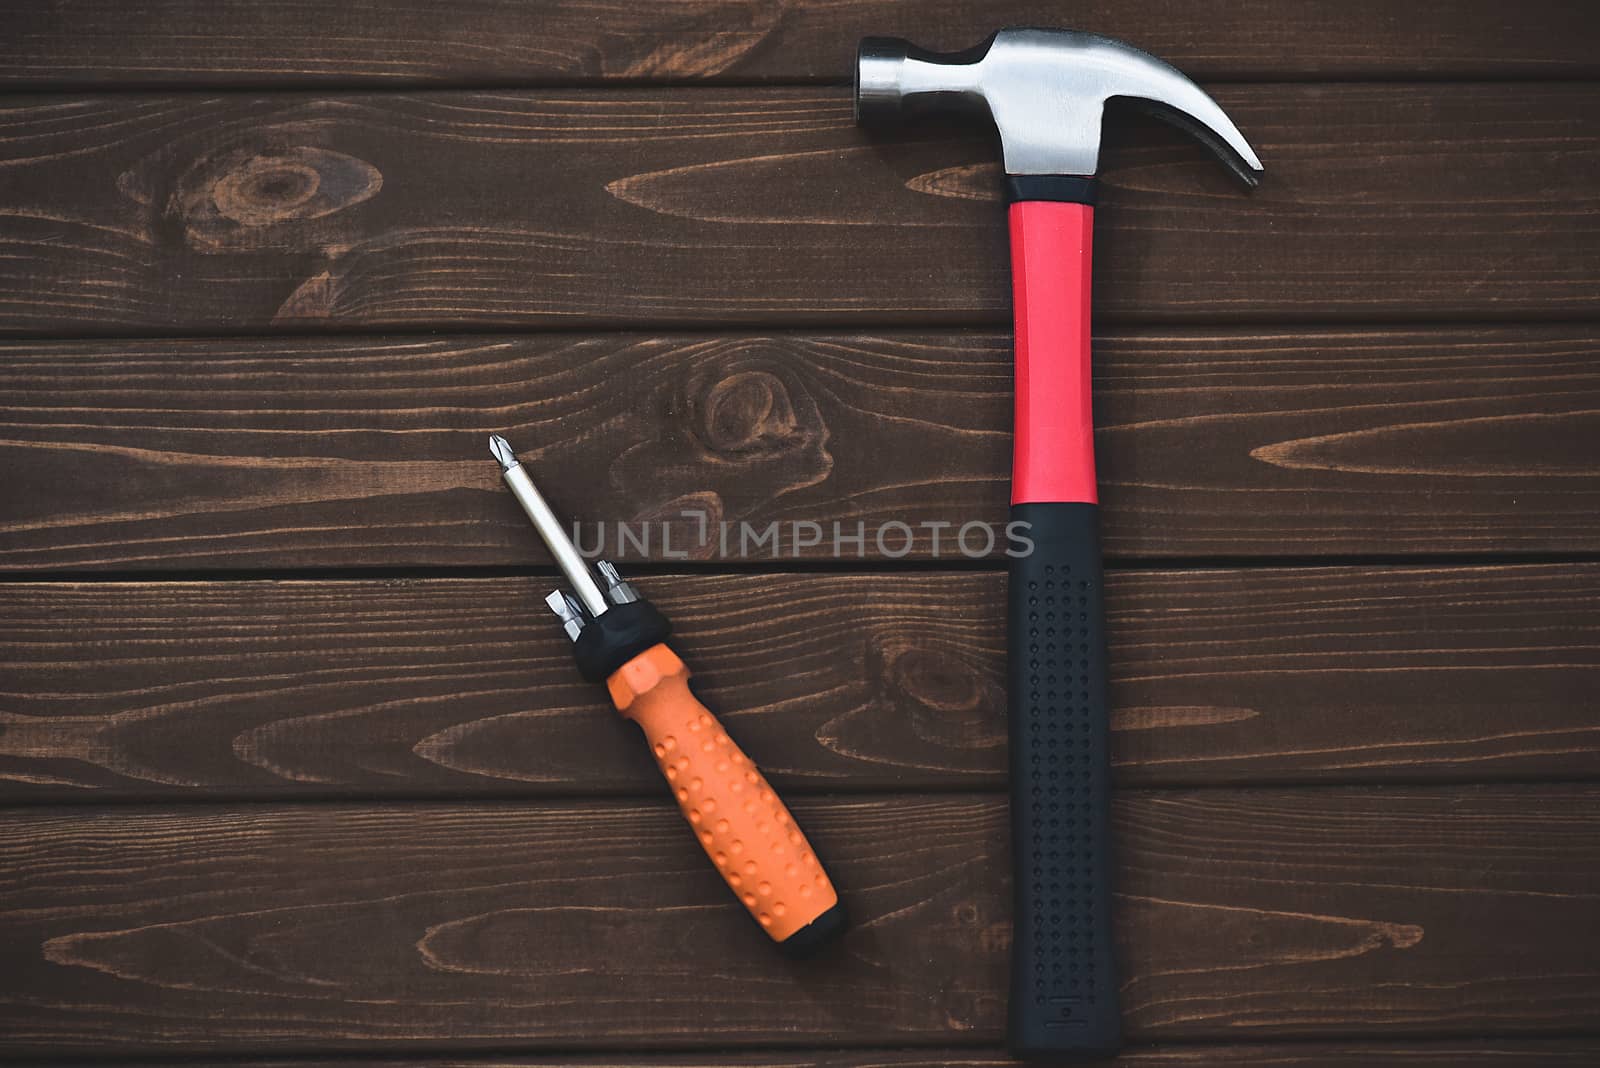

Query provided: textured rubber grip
[607,644,845,952]
[1007,502,1121,1058]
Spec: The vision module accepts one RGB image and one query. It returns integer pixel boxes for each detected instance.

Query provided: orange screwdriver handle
[606,643,844,950]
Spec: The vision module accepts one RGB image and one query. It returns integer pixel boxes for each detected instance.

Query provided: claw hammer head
[855,27,1262,184]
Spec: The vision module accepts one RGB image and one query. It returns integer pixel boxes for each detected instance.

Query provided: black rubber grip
[1006,502,1122,1059]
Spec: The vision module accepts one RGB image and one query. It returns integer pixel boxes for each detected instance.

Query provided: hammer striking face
[853,26,1262,1062]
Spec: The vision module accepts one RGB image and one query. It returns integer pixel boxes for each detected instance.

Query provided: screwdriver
[489,434,847,954]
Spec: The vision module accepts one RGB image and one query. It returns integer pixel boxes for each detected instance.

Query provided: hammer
[854,28,1263,1059]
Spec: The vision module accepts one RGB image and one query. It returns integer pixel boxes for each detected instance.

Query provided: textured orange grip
[606,643,839,942]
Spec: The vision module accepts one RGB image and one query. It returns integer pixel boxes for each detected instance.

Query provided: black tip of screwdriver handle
[776,899,850,958]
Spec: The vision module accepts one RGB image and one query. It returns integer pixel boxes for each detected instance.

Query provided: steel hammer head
[856,28,1262,185]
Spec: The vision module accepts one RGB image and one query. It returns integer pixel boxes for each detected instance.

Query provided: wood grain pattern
[168,1043,1600,1068]
[1,788,1595,1054]
[2,565,1595,798]
[1,85,1595,336]
[3,1,1596,87]
[2,5,1595,1065]
[4,327,1598,569]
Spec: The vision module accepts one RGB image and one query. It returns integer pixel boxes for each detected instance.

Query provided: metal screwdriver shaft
[489,434,608,617]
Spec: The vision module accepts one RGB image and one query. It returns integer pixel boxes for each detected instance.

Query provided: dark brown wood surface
[3,1,1597,86]
[3,565,1596,799]
[4,326,1597,569]
[135,1044,1600,1068]
[152,1045,1600,1068]
[2,84,1596,337]
[3,5,1596,1066]
[3,788,1596,1055]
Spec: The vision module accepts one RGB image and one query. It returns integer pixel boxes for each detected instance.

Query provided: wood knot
[888,645,985,716]
[174,145,382,249]
[872,637,1003,752]
[813,627,1001,776]
[697,370,812,459]
[611,343,831,524]
[213,155,323,225]
[626,491,725,561]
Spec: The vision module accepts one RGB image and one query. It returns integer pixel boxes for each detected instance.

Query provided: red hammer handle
[1005,194,1122,1059]
[1010,200,1097,506]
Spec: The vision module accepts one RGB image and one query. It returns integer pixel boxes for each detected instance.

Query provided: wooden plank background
[1,3,1597,1066]
[3,565,1597,798]
[2,85,1597,336]
[3,327,1597,568]
[4,789,1598,1055]
[79,1049,1600,1068]
[3,1,1597,85]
